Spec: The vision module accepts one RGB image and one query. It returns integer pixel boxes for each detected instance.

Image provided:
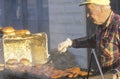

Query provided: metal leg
[86,49,105,79]
[86,49,93,79]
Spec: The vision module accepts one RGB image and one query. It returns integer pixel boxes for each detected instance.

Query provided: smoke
[49,49,77,70]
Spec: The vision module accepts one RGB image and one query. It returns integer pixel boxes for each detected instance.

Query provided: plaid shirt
[72,12,120,69]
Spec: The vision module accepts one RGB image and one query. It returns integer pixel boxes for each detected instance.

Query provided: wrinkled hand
[58,38,72,53]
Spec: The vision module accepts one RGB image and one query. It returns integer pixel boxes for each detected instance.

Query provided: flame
[5,64,92,79]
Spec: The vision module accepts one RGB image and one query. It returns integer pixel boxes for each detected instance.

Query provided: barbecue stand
[86,49,105,79]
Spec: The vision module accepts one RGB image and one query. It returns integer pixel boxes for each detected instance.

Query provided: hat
[79,0,110,6]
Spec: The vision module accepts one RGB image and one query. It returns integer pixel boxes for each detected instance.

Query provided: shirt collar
[105,11,113,27]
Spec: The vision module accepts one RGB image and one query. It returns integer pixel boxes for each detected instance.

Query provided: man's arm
[58,34,96,53]
[72,34,96,48]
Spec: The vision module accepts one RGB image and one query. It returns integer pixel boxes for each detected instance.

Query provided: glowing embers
[4,64,91,79]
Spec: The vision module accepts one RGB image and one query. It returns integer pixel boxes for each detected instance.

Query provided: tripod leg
[86,50,93,79]
[92,49,105,79]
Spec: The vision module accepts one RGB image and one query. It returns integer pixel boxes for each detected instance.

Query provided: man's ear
[101,6,111,13]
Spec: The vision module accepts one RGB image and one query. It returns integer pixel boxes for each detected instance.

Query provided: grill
[0,33,92,79]
[3,64,88,79]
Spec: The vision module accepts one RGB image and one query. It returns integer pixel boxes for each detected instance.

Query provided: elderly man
[58,0,120,79]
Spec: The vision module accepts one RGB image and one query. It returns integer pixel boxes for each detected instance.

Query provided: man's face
[86,4,104,25]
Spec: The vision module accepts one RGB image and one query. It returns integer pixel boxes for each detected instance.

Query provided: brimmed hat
[79,0,110,6]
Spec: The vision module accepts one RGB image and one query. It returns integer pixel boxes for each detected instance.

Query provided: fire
[30,65,90,78]
[4,63,92,79]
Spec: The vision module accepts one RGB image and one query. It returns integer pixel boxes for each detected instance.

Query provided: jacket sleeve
[71,34,96,48]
